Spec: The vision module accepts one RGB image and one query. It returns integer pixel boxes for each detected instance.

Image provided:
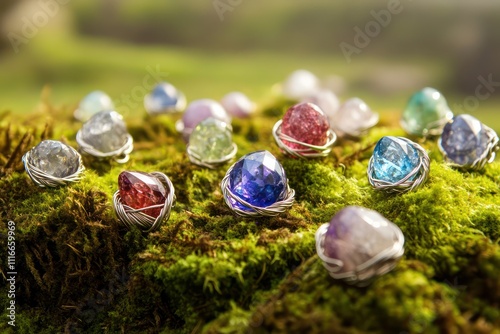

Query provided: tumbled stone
[74,91,114,122]
[181,99,230,135]
[144,82,186,114]
[281,102,330,150]
[29,140,80,177]
[228,151,287,211]
[189,118,234,162]
[118,171,168,218]
[282,69,320,100]
[401,87,453,136]
[324,206,402,273]
[221,92,255,118]
[372,136,420,183]
[80,110,129,153]
[331,98,378,137]
[440,114,490,167]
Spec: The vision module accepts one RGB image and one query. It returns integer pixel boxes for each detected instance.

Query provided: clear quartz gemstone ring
[22,140,85,187]
[76,110,133,163]
[315,206,405,286]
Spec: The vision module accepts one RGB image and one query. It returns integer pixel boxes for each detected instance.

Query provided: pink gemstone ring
[273,102,337,158]
[113,171,175,233]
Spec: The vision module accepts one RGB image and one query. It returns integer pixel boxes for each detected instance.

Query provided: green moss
[1,100,500,333]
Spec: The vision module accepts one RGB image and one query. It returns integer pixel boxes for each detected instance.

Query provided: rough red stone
[118,171,168,218]
[281,102,330,150]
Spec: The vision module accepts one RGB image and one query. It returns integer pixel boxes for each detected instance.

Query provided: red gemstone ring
[113,171,175,233]
[272,102,337,159]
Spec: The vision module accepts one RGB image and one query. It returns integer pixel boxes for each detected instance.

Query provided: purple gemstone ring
[220,150,295,217]
[315,206,405,286]
[438,114,499,170]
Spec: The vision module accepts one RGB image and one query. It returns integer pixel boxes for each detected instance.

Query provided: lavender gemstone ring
[438,114,499,170]
[315,206,404,286]
[22,140,85,187]
[76,110,133,163]
[220,150,295,217]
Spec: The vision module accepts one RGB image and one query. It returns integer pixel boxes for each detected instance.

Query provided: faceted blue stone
[440,115,489,166]
[228,151,287,211]
[372,136,420,183]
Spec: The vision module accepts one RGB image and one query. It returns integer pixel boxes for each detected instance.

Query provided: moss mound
[0,100,499,334]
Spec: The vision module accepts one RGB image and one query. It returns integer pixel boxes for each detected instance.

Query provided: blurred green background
[1,0,499,128]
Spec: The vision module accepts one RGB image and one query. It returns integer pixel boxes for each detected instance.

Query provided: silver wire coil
[438,123,499,171]
[315,222,405,286]
[367,137,430,194]
[76,131,133,164]
[113,172,175,233]
[272,120,337,158]
[186,143,238,169]
[220,162,295,218]
[22,146,85,188]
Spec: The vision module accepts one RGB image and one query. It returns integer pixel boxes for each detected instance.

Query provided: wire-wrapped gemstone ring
[113,171,175,233]
[315,206,405,286]
[221,150,295,217]
[22,140,85,187]
[367,136,430,194]
[76,110,134,163]
[438,114,499,170]
[186,118,238,169]
[272,102,336,158]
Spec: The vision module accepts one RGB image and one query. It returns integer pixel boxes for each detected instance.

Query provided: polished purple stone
[324,206,399,273]
[182,99,230,131]
[228,151,287,211]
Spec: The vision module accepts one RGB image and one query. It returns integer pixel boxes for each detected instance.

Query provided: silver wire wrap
[76,131,133,164]
[22,145,85,188]
[400,111,453,137]
[220,162,295,217]
[438,123,499,171]
[367,137,430,194]
[315,222,405,286]
[113,172,175,233]
[186,143,238,169]
[272,120,337,158]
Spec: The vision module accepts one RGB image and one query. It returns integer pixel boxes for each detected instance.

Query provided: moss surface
[0,99,499,334]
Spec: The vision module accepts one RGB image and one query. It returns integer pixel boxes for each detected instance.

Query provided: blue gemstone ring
[220,151,295,217]
[438,114,499,170]
[367,136,430,194]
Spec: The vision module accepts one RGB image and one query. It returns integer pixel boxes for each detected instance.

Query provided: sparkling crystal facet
[282,69,320,100]
[220,92,255,118]
[189,118,234,161]
[373,136,420,183]
[402,87,452,135]
[301,89,340,124]
[118,171,168,218]
[440,114,490,166]
[324,206,400,273]
[75,91,114,122]
[331,98,378,136]
[281,102,330,150]
[228,151,287,211]
[80,111,129,153]
[30,140,79,177]
[144,82,185,114]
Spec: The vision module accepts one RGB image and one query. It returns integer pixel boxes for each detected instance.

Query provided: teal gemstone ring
[367,136,430,194]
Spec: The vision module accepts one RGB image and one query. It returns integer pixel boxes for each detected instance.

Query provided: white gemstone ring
[22,140,85,187]
[76,110,134,163]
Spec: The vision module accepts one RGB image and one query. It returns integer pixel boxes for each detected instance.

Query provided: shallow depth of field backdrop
[1,1,500,333]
